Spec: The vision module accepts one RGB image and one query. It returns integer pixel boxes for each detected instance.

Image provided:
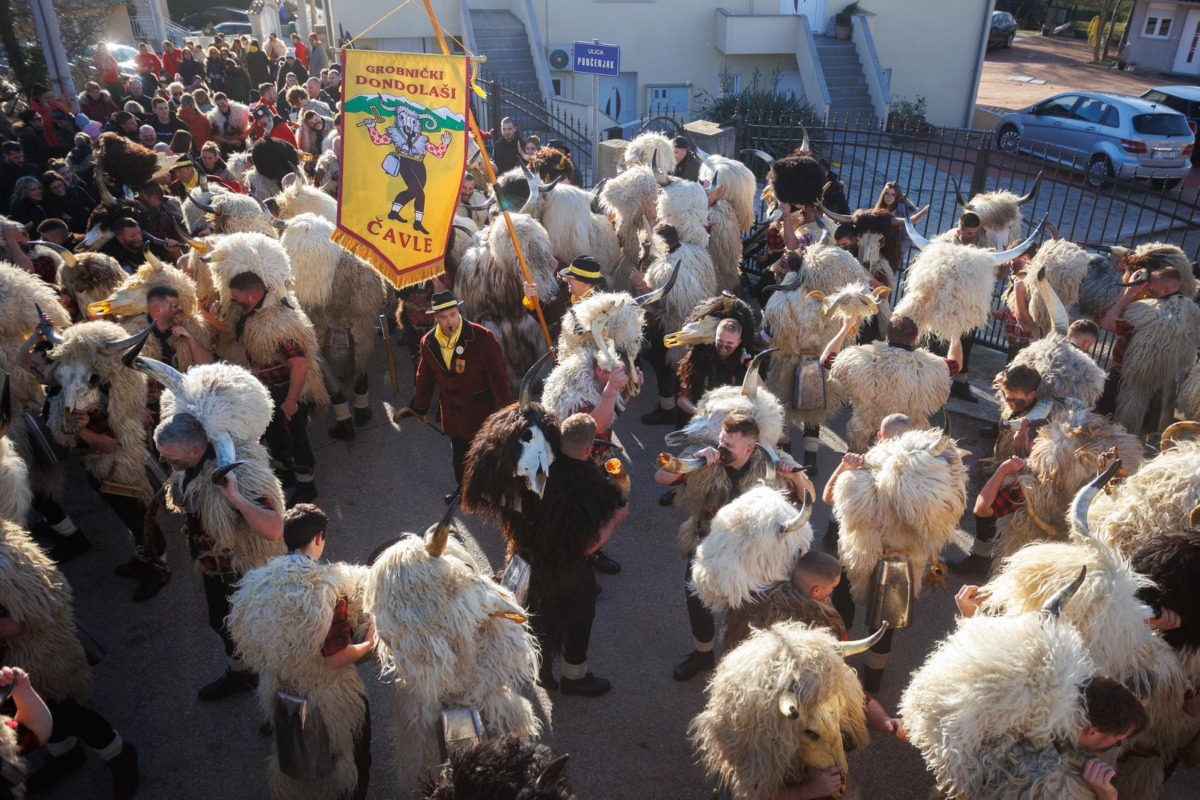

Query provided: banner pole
[422,0,554,351]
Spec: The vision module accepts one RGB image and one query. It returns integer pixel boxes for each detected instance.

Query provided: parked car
[995,91,1193,190]
[1141,85,1200,166]
[179,7,251,31]
[988,11,1018,49]
[211,21,254,36]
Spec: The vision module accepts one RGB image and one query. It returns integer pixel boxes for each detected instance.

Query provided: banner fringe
[332,229,443,291]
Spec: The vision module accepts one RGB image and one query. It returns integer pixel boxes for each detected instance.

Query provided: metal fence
[471,78,594,186]
[736,114,1200,368]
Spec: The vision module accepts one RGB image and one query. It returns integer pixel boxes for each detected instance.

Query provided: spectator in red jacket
[93,43,123,98]
[290,33,309,68]
[161,40,183,80]
[133,41,162,78]
[28,86,67,152]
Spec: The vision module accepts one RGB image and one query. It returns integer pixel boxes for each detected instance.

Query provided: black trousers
[31,492,67,526]
[392,158,428,215]
[685,556,716,645]
[642,318,679,399]
[202,571,239,657]
[450,436,470,486]
[1096,368,1121,417]
[265,387,314,475]
[85,475,164,558]
[45,697,118,751]
[562,564,598,666]
[831,566,856,631]
[345,698,371,800]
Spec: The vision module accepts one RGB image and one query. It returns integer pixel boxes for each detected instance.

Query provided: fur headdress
[700,155,756,231]
[556,291,645,367]
[94,250,201,319]
[691,486,813,613]
[528,146,574,184]
[251,136,301,183]
[622,132,674,169]
[98,131,176,186]
[273,171,338,222]
[206,231,295,307]
[156,361,274,445]
[57,252,127,319]
[1125,242,1197,299]
[768,154,825,207]
[279,212,343,310]
[0,262,71,343]
[1003,334,1106,409]
[418,735,575,800]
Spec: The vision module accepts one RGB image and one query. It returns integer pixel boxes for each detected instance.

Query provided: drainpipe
[964,0,996,128]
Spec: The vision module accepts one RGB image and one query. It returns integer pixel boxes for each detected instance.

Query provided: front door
[600,71,637,124]
[780,0,828,31]
[1173,9,1200,74]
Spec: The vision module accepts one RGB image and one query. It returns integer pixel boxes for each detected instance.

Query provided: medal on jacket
[455,357,466,374]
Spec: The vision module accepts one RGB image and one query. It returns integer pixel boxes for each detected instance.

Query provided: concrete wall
[329,0,988,126]
[864,0,994,127]
[1124,1,1190,75]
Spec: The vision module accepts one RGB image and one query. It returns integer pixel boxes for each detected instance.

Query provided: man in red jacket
[400,291,511,501]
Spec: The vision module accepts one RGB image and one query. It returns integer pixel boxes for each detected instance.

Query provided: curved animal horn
[519,163,541,212]
[941,409,952,437]
[462,196,496,212]
[95,149,117,206]
[656,452,709,474]
[634,258,679,306]
[34,303,63,347]
[1046,221,1061,241]
[519,348,556,412]
[452,224,484,249]
[209,430,245,485]
[798,123,811,154]
[704,167,718,200]
[782,495,814,533]
[756,441,780,483]
[1189,504,1200,527]
[1044,566,1087,617]
[426,493,460,557]
[742,347,778,398]
[951,175,971,209]
[1035,265,1070,335]
[29,240,78,269]
[103,323,154,358]
[188,190,217,214]
[533,754,571,791]
[171,219,209,253]
[124,353,186,397]
[651,150,670,186]
[140,230,168,248]
[991,216,1047,266]
[1017,170,1043,206]
[1070,460,1122,539]
[590,178,609,213]
[839,622,889,657]
[818,203,853,224]
[740,148,776,167]
[1161,421,1200,450]
[904,216,930,250]
[762,276,806,294]
[538,175,564,193]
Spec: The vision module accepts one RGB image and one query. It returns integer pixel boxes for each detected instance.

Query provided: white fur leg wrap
[562,661,587,680]
[333,401,351,421]
[353,392,369,409]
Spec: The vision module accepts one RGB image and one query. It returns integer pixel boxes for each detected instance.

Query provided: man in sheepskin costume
[0,665,52,800]
[205,232,329,504]
[654,413,813,683]
[124,353,287,702]
[0,522,140,797]
[229,504,373,800]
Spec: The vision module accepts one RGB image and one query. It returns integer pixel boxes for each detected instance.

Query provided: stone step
[822,66,864,80]
[820,54,860,69]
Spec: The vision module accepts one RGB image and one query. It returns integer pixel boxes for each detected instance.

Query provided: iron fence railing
[735,116,1200,369]
[471,78,594,186]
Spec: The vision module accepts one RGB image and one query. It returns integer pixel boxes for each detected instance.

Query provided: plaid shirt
[1001,309,1032,349]
[991,483,1025,518]
[320,597,352,657]
[765,222,815,255]
[250,340,305,389]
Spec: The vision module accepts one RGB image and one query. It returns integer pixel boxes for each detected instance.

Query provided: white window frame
[717,73,742,98]
[1142,4,1175,39]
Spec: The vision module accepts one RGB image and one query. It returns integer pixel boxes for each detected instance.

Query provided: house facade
[1123,0,1200,76]
[328,0,995,129]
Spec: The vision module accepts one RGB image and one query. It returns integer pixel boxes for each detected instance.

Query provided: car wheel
[1005,32,1015,48]
[997,125,1021,154]
[1085,155,1113,189]
[1149,177,1182,191]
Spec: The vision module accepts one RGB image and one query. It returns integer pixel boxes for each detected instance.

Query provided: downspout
[458,0,478,57]
[964,0,997,128]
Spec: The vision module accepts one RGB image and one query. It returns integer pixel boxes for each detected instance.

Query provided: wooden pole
[422,0,554,350]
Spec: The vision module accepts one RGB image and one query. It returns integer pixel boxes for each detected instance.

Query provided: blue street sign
[573,41,620,77]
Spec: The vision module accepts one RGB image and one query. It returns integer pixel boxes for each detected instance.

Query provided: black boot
[48,531,92,563]
[861,665,885,693]
[388,209,407,223]
[591,548,621,575]
[198,668,257,702]
[413,220,430,235]
[803,447,819,479]
[659,488,677,507]
[641,404,677,426]
[354,406,373,426]
[327,418,356,441]
[25,742,86,791]
[950,381,978,403]
[107,741,140,800]
[289,480,318,506]
[560,672,611,697]
[132,566,171,603]
[673,649,715,682]
[537,663,558,692]
[114,555,155,579]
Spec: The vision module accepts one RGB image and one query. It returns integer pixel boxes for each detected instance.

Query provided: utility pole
[28,0,77,106]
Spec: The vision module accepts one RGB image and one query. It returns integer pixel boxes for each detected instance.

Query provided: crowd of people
[0,65,1199,800]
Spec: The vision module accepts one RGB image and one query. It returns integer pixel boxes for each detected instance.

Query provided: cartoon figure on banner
[363,98,453,235]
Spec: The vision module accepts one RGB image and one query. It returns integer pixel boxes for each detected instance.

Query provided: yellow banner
[333,49,470,289]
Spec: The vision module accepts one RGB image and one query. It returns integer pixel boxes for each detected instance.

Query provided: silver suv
[995,91,1193,190]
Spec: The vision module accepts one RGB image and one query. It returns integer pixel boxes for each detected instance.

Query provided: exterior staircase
[813,35,876,124]
[469,9,542,98]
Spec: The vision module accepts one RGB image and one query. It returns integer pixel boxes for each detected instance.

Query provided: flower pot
[835,23,852,40]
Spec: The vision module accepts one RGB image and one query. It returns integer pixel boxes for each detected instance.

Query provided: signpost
[572,40,621,184]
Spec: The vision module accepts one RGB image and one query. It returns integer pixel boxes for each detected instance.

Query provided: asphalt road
[35,334,1200,800]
